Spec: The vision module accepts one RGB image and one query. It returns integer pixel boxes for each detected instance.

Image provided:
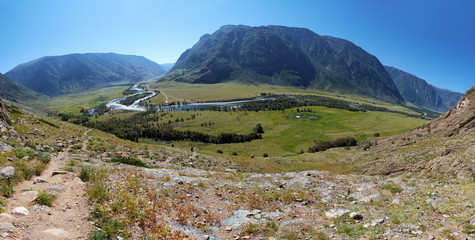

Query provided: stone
[0,166,15,179]
[34,177,48,184]
[0,213,14,220]
[11,207,29,216]
[350,212,363,220]
[33,204,51,212]
[371,218,385,226]
[225,227,232,231]
[6,157,12,161]
[46,184,64,196]
[392,198,401,205]
[324,208,350,218]
[52,170,68,176]
[0,221,15,231]
[43,228,70,238]
[0,142,13,153]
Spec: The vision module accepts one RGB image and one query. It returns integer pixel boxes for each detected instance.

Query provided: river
[91,85,268,114]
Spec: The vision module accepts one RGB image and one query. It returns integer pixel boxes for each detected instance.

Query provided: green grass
[149,81,421,115]
[112,106,426,158]
[40,86,128,113]
[381,183,403,195]
[35,190,55,206]
[110,156,147,168]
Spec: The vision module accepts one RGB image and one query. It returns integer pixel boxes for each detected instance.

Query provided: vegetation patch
[120,92,152,106]
[308,137,357,153]
[111,156,147,168]
[38,118,59,128]
[35,190,55,206]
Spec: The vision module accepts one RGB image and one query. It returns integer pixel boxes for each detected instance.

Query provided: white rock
[0,221,15,231]
[43,228,70,238]
[0,166,15,179]
[11,207,29,216]
[325,208,350,218]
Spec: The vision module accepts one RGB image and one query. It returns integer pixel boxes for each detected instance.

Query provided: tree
[254,123,264,134]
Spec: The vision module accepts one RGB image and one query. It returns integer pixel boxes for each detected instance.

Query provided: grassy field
[97,106,427,162]
[147,80,421,115]
[40,86,129,113]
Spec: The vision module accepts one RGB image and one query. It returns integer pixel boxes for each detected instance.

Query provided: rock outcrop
[430,85,475,136]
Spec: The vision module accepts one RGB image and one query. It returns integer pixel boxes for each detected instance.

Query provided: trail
[3,130,93,239]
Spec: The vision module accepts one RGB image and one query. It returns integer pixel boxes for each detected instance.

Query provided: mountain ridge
[6,53,167,96]
[162,25,405,104]
[385,66,463,112]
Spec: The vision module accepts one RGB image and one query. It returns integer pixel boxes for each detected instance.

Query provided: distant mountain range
[0,73,47,103]
[385,66,463,112]
[162,25,405,104]
[5,53,167,96]
[3,25,464,112]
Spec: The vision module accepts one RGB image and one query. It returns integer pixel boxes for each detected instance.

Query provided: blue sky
[0,0,473,93]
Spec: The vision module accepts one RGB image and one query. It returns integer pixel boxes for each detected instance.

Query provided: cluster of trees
[94,103,110,116]
[81,111,263,144]
[122,88,138,96]
[307,137,357,153]
[119,92,152,106]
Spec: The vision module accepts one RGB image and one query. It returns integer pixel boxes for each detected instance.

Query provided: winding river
[91,84,267,114]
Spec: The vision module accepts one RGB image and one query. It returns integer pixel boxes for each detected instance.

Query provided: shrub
[38,153,51,163]
[15,147,34,159]
[35,190,55,206]
[111,156,147,168]
[216,149,223,154]
[373,132,380,137]
[381,184,403,195]
[231,152,238,156]
[263,153,268,157]
[308,137,357,153]
[0,181,14,198]
[79,166,94,182]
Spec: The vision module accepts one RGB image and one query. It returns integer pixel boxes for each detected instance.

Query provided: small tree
[254,123,264,134]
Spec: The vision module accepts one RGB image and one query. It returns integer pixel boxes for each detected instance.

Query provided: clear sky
[0,0,473,93]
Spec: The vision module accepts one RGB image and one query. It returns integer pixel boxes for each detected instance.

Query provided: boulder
[11,207,29,216]
[0,166,15,179]
[325,208,350,218]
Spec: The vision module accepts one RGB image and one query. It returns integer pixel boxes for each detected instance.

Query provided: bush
[308,137,357,153]
[0,181,14,198]
[38,154,51,163]
[79,166,94,182]
[373,132,380,137]
[88,230,108,240]
[35,190,55,206]
[216,149,223,154]
[111,156,147,168]
[263,153,269,157]
[381,184,403,195]
[15,147,35,159]
[231,152,238,156]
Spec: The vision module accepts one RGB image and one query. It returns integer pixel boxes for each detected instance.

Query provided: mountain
[6,53,167,96]
[160,63,175,72]
[0,73,47,103]
[162,25,404,104]
[385,66,463,112]
[433,87,464,110]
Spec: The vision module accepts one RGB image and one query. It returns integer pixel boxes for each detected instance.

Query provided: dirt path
[3,130,93,239]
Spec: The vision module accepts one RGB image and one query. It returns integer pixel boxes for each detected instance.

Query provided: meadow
[96,105,427,163]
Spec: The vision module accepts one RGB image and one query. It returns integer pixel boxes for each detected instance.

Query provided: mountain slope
[6,53,166,96]
[433,86,464,110]
[0,73,47,103]
[385,66,446,112]
[162,25,404,104]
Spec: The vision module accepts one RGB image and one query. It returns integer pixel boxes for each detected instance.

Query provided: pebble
[0,166,15,179]
[226,227,232,231]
